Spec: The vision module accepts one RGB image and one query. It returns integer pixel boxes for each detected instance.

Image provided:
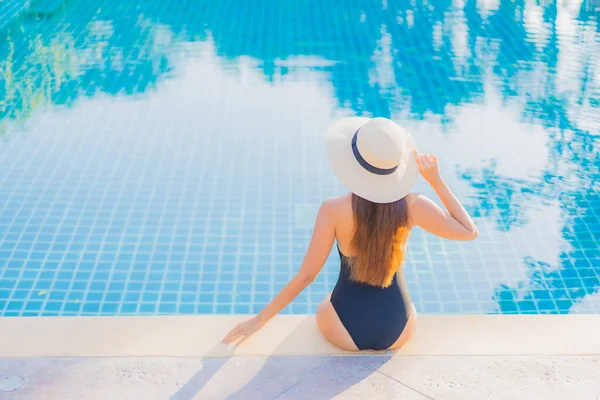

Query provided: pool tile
[0,0,598,318]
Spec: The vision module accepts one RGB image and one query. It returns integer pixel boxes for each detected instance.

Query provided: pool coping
[2,314,599,357]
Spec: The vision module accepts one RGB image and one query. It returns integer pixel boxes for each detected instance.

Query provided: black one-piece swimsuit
[330,244,412,350]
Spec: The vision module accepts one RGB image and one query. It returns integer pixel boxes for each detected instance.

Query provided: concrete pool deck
[2,355,599,399]
[1,315,599,398]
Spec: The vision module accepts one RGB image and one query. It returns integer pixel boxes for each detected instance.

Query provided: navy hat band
[351,129,399,176]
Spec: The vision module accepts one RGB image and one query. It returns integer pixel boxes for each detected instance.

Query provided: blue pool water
[0,0,598,316]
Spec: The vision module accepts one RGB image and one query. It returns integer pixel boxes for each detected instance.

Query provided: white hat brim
[326,117,419,203]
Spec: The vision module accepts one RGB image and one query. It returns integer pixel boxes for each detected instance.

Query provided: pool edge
[1,314,599,357]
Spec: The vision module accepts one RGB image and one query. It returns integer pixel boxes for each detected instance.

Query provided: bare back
[326,193,419,258]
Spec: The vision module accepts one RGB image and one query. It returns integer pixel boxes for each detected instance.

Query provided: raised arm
[409,150,478,241]
[223,201,336,346]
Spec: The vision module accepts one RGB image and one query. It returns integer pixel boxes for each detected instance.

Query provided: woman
[223,117,478,351]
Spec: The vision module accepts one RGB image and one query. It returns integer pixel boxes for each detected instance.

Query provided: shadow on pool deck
[168,317,401,399]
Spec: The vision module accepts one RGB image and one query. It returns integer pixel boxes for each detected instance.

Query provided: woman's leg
[388,304,417,350]
[316,294,358,351]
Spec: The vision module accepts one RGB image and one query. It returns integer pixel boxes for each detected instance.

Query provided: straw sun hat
[326,117,419,204]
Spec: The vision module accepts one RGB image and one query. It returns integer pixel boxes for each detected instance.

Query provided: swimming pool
[0,0,598,317]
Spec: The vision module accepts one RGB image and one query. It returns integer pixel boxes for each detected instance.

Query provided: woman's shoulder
[404,192,424,227]
[320,194,352,218]
[322,193,351,208]
[405,192,420,206]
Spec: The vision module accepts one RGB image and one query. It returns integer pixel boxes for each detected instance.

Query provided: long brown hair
[347,193,410,287]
